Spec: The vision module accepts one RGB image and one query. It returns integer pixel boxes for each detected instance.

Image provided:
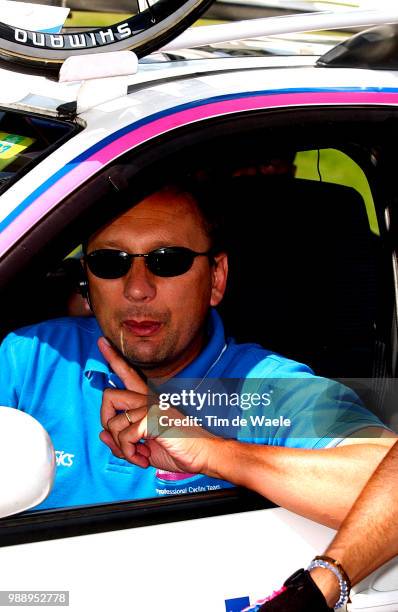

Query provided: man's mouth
[122,319,163,337]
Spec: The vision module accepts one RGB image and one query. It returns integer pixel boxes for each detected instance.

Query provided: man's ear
[210,253,228,307]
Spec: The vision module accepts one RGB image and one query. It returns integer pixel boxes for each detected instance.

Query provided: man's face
[86,187,228,378]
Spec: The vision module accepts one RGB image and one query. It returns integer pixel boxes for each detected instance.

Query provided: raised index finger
[98,336,148,394]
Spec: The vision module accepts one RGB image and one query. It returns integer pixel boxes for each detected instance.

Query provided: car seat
[218,175,386,380]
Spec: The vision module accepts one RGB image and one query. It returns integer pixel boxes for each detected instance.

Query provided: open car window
[0,103,396,551]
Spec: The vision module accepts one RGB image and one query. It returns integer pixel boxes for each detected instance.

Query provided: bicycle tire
[0,0,214,71]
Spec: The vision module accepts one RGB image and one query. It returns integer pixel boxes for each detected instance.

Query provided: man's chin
[127,357,161,370]
[122,346,168,371]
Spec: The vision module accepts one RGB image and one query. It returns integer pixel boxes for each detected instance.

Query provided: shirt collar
[84,307,226,381]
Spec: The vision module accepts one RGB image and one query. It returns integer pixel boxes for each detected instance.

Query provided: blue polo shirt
[0,309,385,510]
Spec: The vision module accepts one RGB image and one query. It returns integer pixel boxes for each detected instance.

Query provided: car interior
[0,108,397,523]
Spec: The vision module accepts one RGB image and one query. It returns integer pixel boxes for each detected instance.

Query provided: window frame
[0,104,397,546]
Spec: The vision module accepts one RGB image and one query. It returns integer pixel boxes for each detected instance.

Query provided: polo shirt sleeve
[0,332,24,408]
[236,358,389,449]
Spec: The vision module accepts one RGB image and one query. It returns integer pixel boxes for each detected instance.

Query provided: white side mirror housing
[0,407,55,518]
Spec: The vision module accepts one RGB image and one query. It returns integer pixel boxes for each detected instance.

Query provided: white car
[1,2,398,610]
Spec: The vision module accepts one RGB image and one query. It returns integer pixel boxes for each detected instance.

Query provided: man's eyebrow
[90,240,126,250]
[90,239,186,251]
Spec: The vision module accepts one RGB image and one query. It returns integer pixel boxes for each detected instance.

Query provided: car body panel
[2,62,398,257]
[0,507,335,611]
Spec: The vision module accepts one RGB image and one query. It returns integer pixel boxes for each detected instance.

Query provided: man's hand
[98,337,222,475]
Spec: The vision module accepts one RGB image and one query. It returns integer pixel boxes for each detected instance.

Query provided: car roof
[3,51,398,120]
[0,53,319,116]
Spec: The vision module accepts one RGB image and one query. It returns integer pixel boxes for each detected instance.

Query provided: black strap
[259,569,334,612]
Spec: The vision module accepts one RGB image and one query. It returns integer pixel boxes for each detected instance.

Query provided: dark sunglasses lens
[86,250,131,279]
[148,248,195,277]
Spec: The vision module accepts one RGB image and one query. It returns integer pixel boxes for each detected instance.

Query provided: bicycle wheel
[0,0,214,71]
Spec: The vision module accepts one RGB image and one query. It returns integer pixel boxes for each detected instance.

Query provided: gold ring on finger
[125,410,133,425]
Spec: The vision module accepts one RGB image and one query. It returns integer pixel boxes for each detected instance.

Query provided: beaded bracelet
[307,555,351,609]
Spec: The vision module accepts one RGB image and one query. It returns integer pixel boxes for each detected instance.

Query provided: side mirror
[0,407,55,518]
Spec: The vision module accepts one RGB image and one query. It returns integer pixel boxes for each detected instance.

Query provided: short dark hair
[82,179,227,256]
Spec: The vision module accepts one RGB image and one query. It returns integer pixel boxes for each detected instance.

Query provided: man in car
[0,181,394,523]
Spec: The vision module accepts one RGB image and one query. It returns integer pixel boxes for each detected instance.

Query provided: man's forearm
[207,439,393,529]
[324,440,398,584]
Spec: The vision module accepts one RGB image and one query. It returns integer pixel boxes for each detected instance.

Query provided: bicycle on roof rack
[0,0,213,70]
[1,2,398,76]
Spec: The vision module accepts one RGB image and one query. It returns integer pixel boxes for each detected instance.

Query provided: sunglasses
[85,247,214,279]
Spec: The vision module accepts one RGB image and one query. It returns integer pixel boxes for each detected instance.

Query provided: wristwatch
[257,568,334,612]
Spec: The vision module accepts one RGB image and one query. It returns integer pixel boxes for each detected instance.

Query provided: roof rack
[161,8,398,51]
[0,6,397,76]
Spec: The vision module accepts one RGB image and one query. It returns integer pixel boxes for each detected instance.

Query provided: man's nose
[123,257,156,302]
